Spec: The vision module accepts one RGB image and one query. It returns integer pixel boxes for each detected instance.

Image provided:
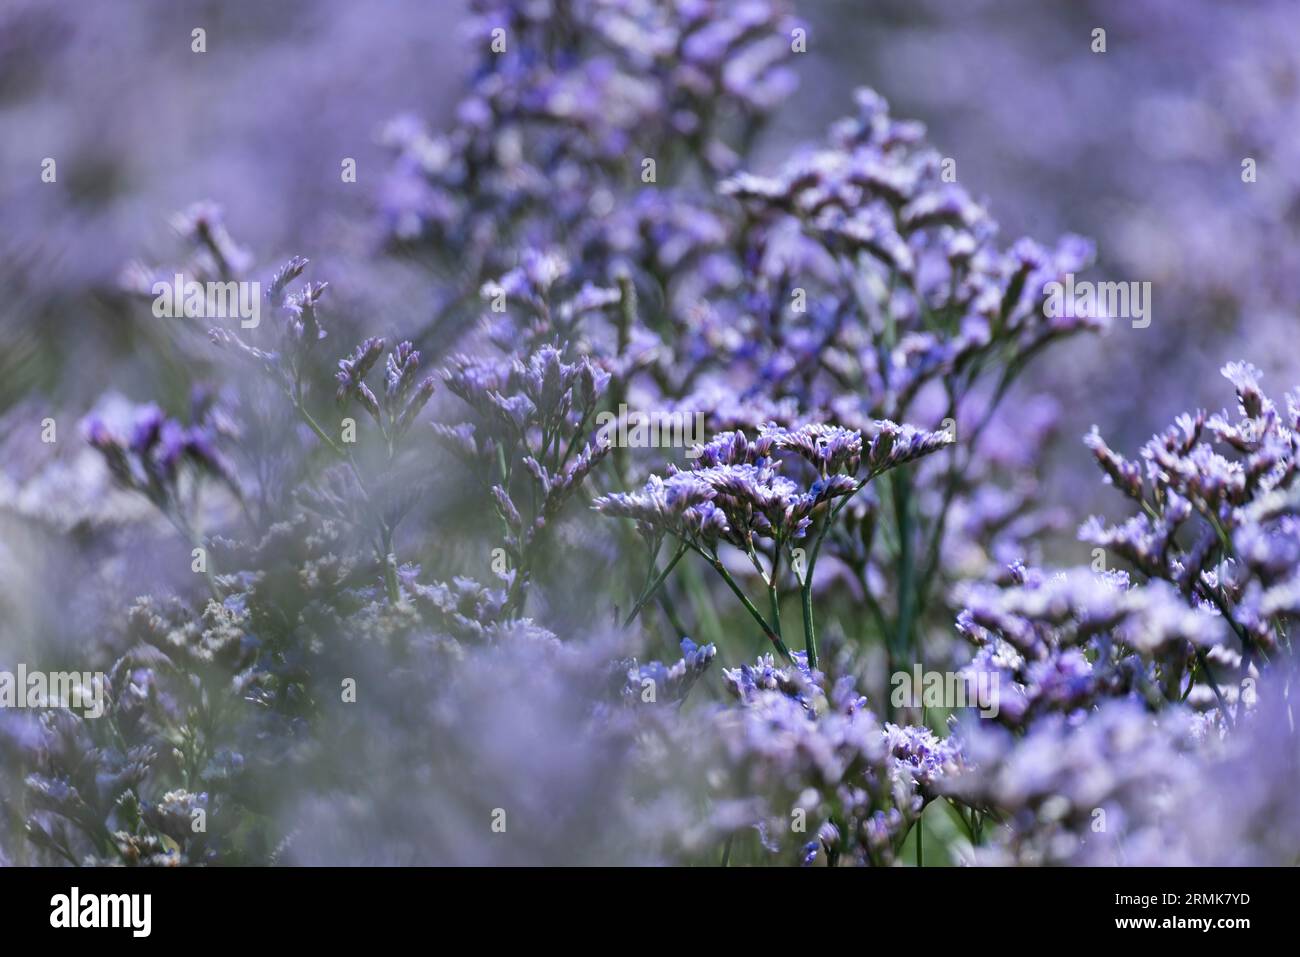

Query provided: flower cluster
[596,420,950,666]
[697,652,962,866]
[1081,362,1300,661]
[381,0,801,249]
[956,566,1231,729]
[84,394,239,508]
[437,341,614,614]
[619,637,716,707]
[946,699,1205,866]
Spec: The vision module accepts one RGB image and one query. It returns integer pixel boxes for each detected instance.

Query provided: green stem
[380,525,400,604]
[800,575,818,671]
[1195,647,1235,732]
[623,542,687,627]
[799,483,872,669]
[697,547,792,661]
[766,547,784,645]
[680,559,726,648]
[295,397,345,458]
[947,799,975,844]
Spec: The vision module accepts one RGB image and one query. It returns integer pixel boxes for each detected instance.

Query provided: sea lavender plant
[940,363,1300,863]
[83,392,241,595]
[596,419,951,668]
[956,564,1230,729]
[946,698,1207,866]
[657,650,964,866]
[435,338,614,615]
[8,0,1300,873]
[1080,362,1300,702]
[380,0,803,346]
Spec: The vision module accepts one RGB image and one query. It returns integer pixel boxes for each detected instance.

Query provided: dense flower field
[1,1,1297,867]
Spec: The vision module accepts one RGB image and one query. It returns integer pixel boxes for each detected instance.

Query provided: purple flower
[335,337,386,416]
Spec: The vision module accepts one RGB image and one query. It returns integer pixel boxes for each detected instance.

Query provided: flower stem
[800,577,818,671]
[1195,647,1235,732]
[698,547,792,660]
[624,542,687,627]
